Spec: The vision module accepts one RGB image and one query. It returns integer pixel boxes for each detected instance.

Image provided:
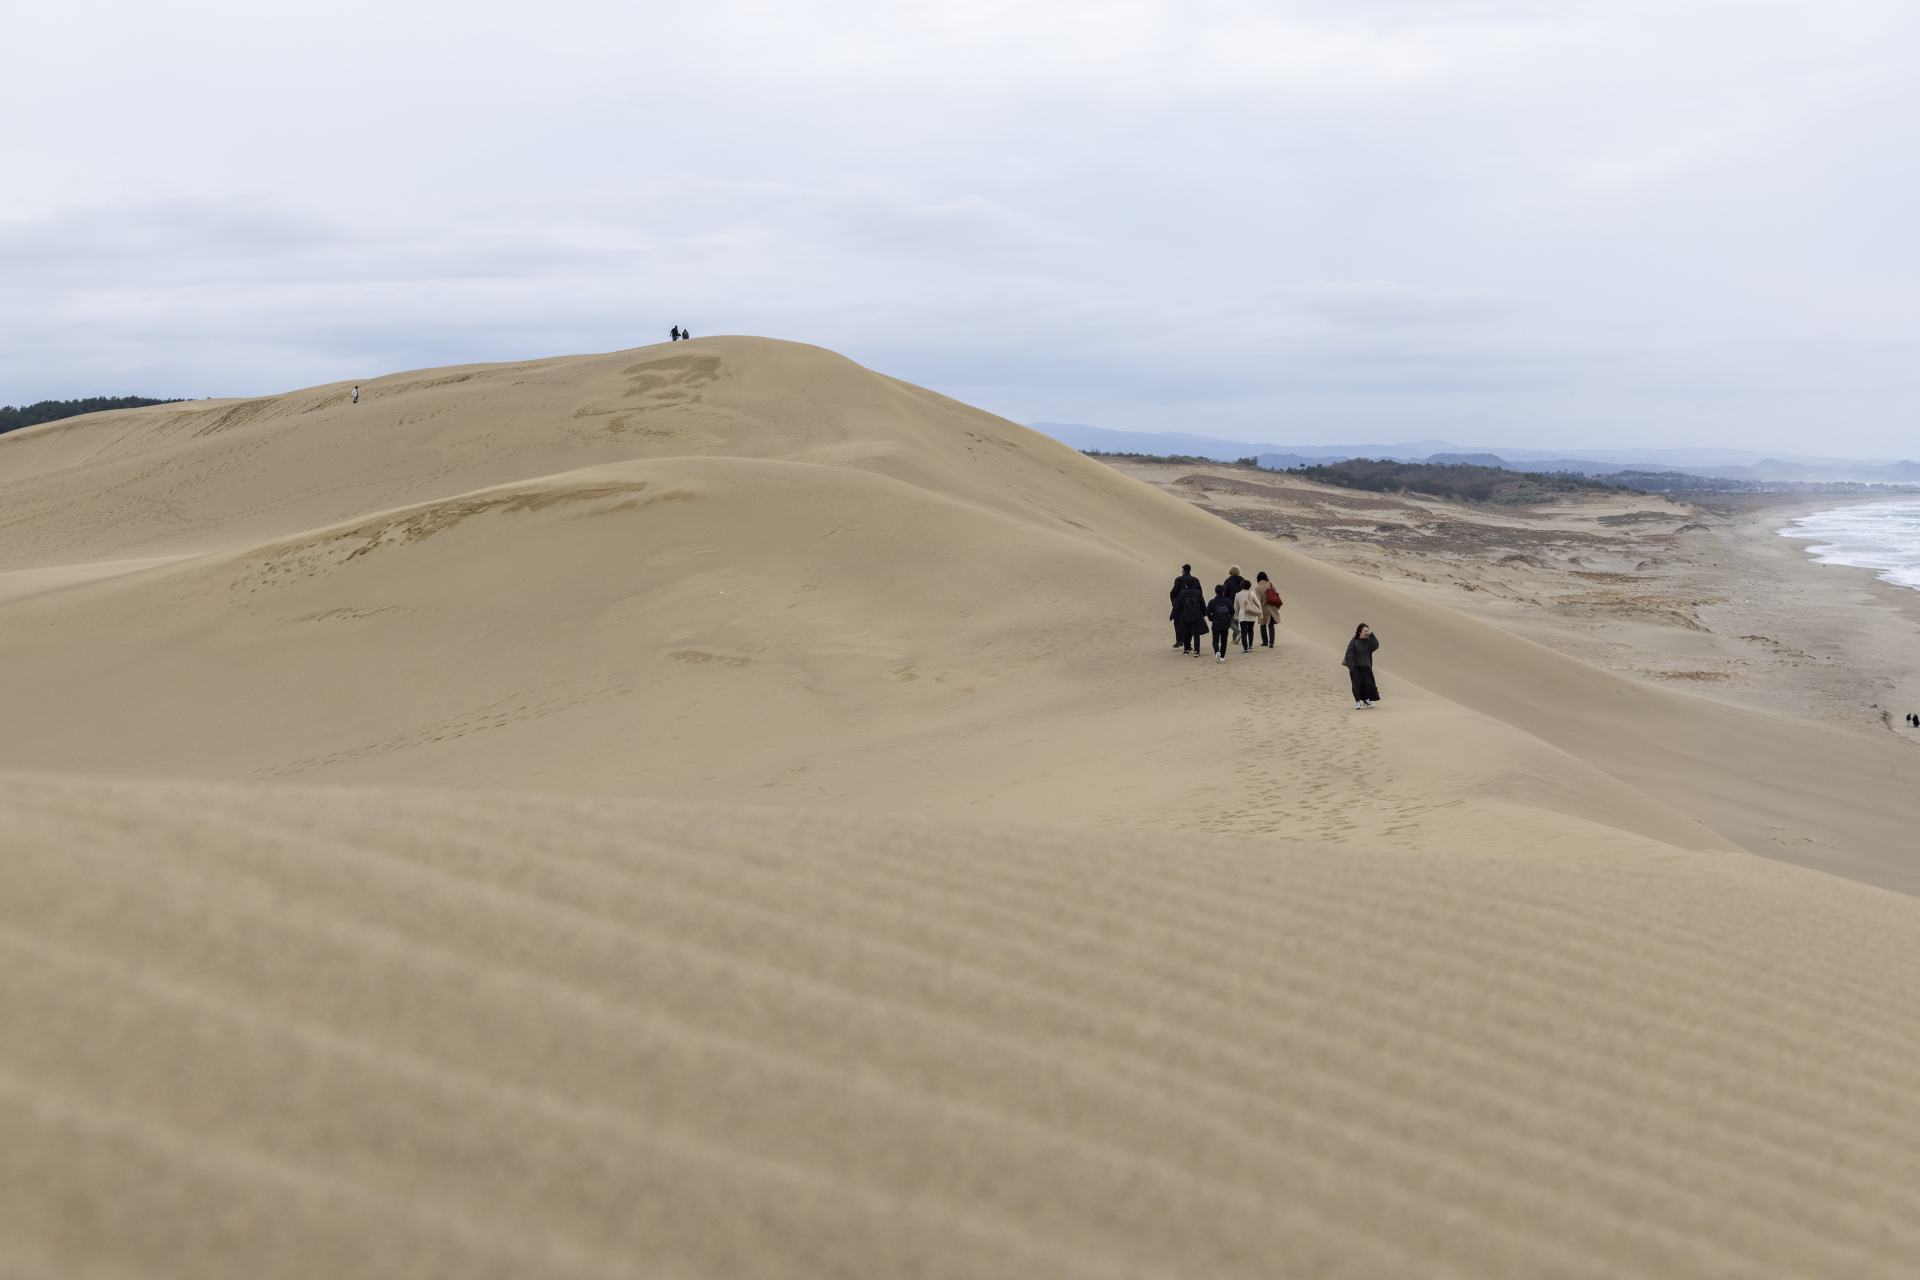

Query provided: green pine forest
[0,397,184,437]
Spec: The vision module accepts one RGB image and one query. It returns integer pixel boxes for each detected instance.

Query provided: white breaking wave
[1780,499,1920,591]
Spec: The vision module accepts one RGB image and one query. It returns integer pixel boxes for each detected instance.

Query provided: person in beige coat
[1233,578,1262,652]
[1255,571,1282,647]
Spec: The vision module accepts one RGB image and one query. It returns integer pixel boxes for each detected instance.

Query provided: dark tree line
[1286,459,1621,504]
[0,396,184,437]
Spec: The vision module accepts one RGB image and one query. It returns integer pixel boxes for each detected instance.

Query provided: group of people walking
[1168,564,1282,661]
[1168,563,1385,710]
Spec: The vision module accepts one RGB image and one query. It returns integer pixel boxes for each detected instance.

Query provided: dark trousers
[1182,626,1204,653]
[1260,620,1275,646]
[1238,620,1254,651]
[1212,622,1231,657]
[1349,666,1380,702]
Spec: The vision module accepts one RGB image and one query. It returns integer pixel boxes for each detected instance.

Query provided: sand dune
[5,773,1919,1279]
[2,338,1915,883]
[4,337,1919,1275]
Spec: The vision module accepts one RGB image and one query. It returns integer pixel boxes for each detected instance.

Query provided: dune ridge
[2,337,1916,885]
[4,336,1919,1276]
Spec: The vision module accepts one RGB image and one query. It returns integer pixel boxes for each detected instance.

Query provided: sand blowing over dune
[3,338,1918,1276]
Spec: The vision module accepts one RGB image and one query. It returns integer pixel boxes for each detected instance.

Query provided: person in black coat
[1207,585,1237,662]
[1342,623,1381,708]
[1174,585,1209,655]
[1168,564,1202,647]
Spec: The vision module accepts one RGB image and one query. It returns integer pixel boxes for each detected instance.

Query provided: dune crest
[2,337,1915,883]
[4,338,1919,1276]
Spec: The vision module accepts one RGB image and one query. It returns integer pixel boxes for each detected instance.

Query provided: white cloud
[2,0,1917,455]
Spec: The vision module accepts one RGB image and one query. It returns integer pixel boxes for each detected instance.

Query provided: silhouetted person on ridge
[669,326,682,342]
[351,384,359,405]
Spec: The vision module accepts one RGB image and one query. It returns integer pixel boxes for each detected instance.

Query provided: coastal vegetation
[1283,458,1620,504]
[0,396,183,437]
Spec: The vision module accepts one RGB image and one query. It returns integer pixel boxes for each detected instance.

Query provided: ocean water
[1780,500,1920,591]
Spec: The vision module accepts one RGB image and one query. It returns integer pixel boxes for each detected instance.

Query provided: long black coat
[1174,588,1209,637]
[1169,573,1202,612]
[1342,633,1380,668]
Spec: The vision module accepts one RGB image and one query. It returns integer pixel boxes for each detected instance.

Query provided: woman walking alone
[1256,572,1282,647]
[1343,623,1381,709]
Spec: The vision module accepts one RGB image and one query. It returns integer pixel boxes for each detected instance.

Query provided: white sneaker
[1218,655,1226,663]
[1355,701,1368,709]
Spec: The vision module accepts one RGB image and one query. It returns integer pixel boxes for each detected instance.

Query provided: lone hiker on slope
[1343,623,1381,710]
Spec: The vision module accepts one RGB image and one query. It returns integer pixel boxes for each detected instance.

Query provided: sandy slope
[2,338,1917,886]
[4,337,1920,1275]
[1108,457,1920,742]
[4,773,1918,1280]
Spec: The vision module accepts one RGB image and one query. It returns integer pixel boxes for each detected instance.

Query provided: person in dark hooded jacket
[1342,623,1381,708]
[1168,564,1202,646]
[1174,584,1209,654]
[1207,585,1237,662]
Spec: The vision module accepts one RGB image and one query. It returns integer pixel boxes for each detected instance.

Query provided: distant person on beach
[1175,582,1209,655]
[1169,564,1202,647]
[1233,577,1261,652]
[1343,623,1381,709]
[1208,585,1236,662]
[670,326,682,342]
[1256,571,1282,647]
[681,327,692,340]
[351,385,359,405]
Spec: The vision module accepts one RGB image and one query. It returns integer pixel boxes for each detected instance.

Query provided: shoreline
[1103,459,1920,745]
[1707,494,1920,737]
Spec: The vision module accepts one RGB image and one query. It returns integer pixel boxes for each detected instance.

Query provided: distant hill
[1425,452,1510,468]
[0,396,184,437]
[1029,423,1451,462]
[1035,422,1915,480]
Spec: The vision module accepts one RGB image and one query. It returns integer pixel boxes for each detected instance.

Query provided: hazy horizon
[1026,421,1919,464]
[5,1,1916,456]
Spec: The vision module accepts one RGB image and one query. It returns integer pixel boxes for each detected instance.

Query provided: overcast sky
[4,0,1917,455]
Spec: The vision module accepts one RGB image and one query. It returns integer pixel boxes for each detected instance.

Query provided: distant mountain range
[1031,423,1920,486]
